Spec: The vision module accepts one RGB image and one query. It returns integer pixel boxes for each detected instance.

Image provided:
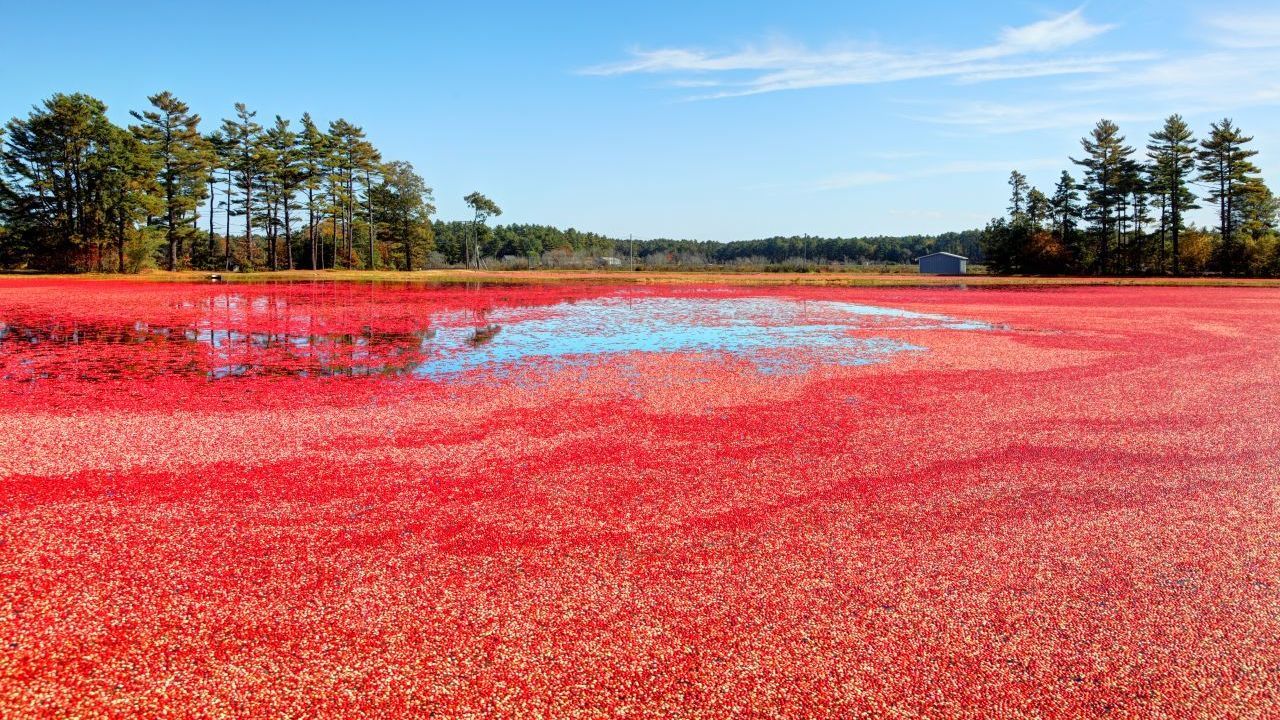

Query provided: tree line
[984,116,1279,276]
[0,90,986,273]
[0,91,445,272]
[429,224,982,269]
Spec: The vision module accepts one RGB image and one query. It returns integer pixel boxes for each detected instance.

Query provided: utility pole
[629,234,634,271]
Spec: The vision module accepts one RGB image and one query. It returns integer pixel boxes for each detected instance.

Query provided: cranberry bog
[2,278,1278,718]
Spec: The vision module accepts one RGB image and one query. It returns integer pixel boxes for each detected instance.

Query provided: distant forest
[986,116,1280,277]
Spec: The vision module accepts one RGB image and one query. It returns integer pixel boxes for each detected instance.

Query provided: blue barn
[917,252,968,275]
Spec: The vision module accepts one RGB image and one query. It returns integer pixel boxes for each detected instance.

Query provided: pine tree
[298,113,330,270]
[1072,120,1134,274]
[202,131,226,268]
[464,192,502,268]
[1116,159,1148,273]
[1007,170,1029,221]
[219,103,263,270]
[1198,119,1261,275]
[129,92,211,271]
[1238,180,1279,274]
[0,94,132,270]
[100,125,161,272]
[370,160,435,270]
[1147,115,1198,275]
[262,117,302,271]
[327,119,380,268]
[1050,171,1081,266]
[1027,187,1050,230]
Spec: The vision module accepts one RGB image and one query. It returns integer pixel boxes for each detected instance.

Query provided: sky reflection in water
[0,290,990,381]
[410,297,985,377]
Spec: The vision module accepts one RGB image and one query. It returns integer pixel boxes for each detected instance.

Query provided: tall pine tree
[1198,119,1260,275]
[129,92,211,271]
[1147,115,1198,275]
[298,113,330,270]
[1050,170,1082,266]
[219,103,264,270]
[1072,120,1134,274]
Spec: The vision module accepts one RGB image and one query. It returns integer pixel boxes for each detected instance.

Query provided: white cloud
[991,9,1113,55]
[586,8,1280,139]
[915,11,1280,135]
[582,9,1127,99]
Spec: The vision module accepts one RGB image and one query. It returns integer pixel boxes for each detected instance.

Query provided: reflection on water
[405,297,985,377]
[0,288,990,382]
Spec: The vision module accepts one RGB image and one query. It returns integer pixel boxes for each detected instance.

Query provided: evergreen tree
[201,131,227,268]
[1026,187,1050,230]
[99,124,161,272]
[262,116,302,271]
[1050,171,1082,266]
[1007,170,1029,220]
[1198,119,1261,275]
[463,192,502,268]
[0,93,132,270]
[219,103,263,270]
[298,113,330,270]
[1238,179,1278,274]
[1072,120,1134,274]
[326,119,380,267]
[370,160,435,270]
[1147,115,1198,275]
[129,91,211,270]
[1116,159,1148,273]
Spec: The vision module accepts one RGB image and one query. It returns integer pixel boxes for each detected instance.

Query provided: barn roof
[916,252,969,260]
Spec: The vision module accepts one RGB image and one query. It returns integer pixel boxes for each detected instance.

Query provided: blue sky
[3,1,1279,240]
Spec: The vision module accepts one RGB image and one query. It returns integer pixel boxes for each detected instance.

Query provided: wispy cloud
[989,9,1114,54]
[1204,12,1280,49]
[581,9,1138,99]
[1060,11,1280,112]
[911,11,1280,135]
[917,100,1157,134]
[813,158,1061,190]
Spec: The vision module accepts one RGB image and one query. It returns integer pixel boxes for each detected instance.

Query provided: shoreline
[2,269,1280,288]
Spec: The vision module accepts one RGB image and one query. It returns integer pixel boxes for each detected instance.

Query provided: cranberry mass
[2,279,1278,718]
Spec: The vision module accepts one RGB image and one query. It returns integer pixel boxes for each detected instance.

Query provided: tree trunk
[269,200,278,272]
[244,175,253,271]
[166,166,177,271]
[224,169,233,270]
[285,199,294,270]
[208,176,217,268]
[367,169,375,270]
[331,197,339,268]
[308,188,317,270]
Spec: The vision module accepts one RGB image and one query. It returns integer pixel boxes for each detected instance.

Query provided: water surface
[0,283,990,382]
